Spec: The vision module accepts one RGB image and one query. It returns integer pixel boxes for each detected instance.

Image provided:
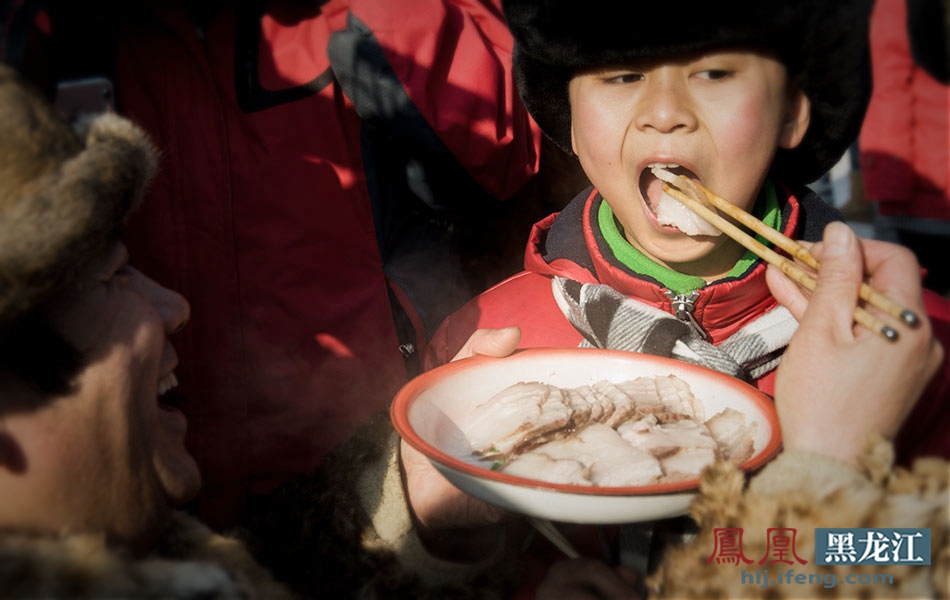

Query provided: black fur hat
[503,0,873,185]
[0,65,157,329]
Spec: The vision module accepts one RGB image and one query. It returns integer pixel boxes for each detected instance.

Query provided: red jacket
[427,187,950,464]
[106,0,540,526]
[859,0,950,220]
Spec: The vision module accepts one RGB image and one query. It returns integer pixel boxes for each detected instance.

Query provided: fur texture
[650,437,950,598]
[0,65,157,329]
[502,0,873,185]
[0,512,293,599]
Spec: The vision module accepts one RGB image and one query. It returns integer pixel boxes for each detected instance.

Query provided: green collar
[598,180,781,294]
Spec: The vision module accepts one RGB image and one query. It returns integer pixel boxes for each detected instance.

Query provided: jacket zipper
[665,290,710,341]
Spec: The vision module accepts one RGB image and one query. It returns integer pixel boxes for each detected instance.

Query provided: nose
[159,287,191,335]
[131,267,191,335]
[634,71,697,134]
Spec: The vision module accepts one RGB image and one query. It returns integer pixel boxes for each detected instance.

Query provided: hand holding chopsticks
[660,174,920,342]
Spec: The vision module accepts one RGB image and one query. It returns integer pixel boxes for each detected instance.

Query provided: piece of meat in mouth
[643,164,721,237]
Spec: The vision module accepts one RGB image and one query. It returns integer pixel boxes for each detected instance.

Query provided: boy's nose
[634,75,697,134]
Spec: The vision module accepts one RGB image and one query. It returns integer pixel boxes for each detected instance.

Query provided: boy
[425,0,950,464]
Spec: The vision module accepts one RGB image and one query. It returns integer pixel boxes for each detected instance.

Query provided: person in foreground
[424,0,950,464]
[0,65,291,598]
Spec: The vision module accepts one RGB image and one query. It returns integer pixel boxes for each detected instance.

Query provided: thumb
[452,327,522,361]
[801,222,863,337]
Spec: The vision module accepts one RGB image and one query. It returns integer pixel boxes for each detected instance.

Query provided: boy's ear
[779,90,810,150]
[570,122,578,155]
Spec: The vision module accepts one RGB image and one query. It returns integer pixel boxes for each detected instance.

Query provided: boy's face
[569,50,809,280]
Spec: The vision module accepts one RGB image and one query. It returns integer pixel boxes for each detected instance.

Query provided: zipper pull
[665,290,710,341]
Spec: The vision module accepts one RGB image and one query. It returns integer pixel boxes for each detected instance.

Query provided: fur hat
[503,0,873,185]
[0,65,157,329]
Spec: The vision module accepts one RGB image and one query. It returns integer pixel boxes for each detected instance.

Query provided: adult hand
[400,328,521,546]
[765,222,944,467]
[535,559,640,600]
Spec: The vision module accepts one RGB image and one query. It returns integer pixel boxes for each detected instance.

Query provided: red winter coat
[110,0,540,526]
[859,0,950,220]
[426,187,950,465]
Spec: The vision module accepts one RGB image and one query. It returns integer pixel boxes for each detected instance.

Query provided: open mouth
[158,372,184,412]
[639,163,721,237]
[639,163,697,212]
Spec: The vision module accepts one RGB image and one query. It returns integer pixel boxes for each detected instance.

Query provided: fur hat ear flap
[0,66,158,329]
[69,112,158,231]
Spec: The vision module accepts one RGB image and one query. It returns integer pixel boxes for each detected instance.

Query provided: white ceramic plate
[391,348,781,524]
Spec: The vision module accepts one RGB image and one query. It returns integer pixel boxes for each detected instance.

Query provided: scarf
[552,277,798,382]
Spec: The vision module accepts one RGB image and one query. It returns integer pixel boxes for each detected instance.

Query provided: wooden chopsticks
[661,176,920,342]
[527,516,581,559]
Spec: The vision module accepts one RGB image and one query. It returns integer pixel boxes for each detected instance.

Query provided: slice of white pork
[650,166,721,237]
[590,380,639,427]
[501,452,592,486]
[705,408,758,465]
[502,423,662,487]
[617,414,718,480]
[463,382,573,456]
[655,375,706,421]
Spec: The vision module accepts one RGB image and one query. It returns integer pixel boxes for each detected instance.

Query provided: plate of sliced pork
[391,348,781,524]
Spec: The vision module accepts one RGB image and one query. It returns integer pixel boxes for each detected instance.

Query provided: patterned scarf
[552,277,798,382]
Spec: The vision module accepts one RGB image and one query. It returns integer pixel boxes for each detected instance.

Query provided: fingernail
[823,222,853,257]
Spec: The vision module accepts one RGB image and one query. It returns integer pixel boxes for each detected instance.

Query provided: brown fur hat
[503,0,873,185]
[0,66,157,329]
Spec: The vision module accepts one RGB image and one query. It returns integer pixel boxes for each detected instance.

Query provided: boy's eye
[697,69,733,80]
[604,73,643,84]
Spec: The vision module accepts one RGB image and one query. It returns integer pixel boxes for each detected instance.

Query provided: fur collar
[0,511,293,599]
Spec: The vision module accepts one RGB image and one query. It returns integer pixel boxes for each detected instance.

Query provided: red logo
[707,528,809,566]
[706,528,755,565]
[759,528,808,566]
